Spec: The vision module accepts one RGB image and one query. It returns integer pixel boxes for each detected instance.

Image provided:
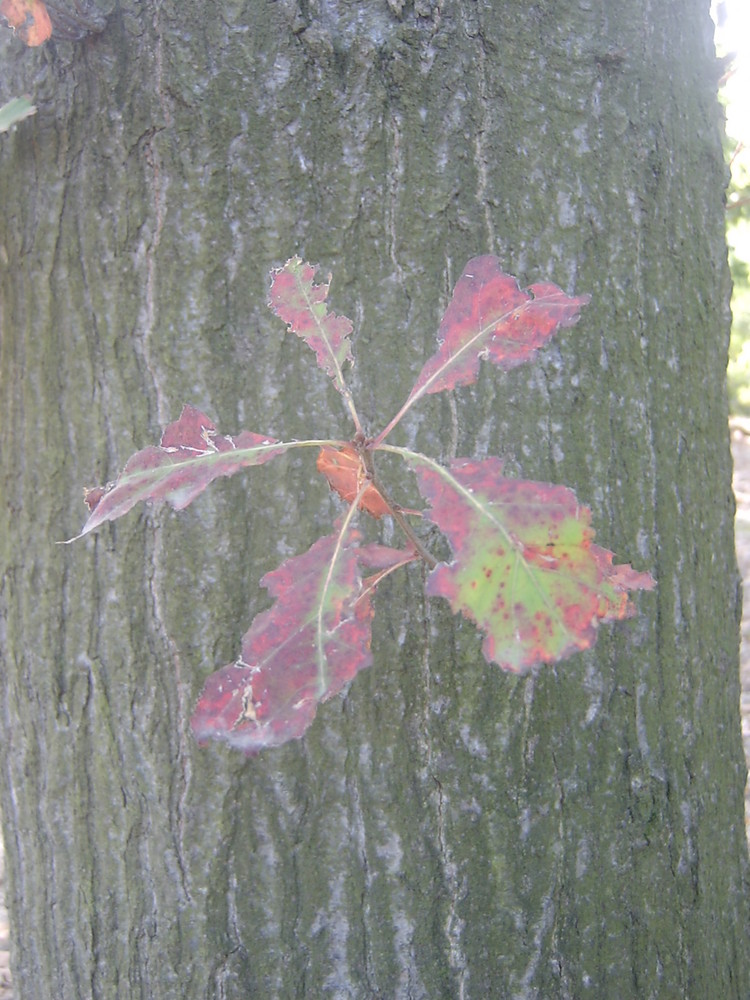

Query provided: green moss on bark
[0,1,747,997]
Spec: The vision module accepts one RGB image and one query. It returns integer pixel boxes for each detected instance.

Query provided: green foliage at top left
[0,95,35,133]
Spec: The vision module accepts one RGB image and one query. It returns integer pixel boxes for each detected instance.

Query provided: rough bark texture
[1,1,748,997]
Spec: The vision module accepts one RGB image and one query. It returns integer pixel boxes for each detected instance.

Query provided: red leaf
[0,0,51,44]
[316,445,391,519]
[69,405,287,540]
[191,527,414,753]
[408,454,654,673]
[268,256,354,395]
[406,255,589,407]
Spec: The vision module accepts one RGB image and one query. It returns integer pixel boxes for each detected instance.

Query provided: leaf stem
[375,443,447,472]
[376,446,512,539]
[369,397,415,449]
[354,551,421,611]
[389,503,438,569]
[282,438,351,450]
[360,446,438,569]
[281,258,365,436]
[342,390,365,438]
[315,483,367,696]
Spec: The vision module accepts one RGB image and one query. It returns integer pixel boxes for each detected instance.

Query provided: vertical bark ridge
[0,1,747,997]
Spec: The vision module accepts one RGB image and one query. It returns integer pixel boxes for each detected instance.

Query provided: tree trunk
[1,1,748,997]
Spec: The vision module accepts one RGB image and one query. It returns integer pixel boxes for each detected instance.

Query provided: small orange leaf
[0,0,52,45]
[317,445,391,519]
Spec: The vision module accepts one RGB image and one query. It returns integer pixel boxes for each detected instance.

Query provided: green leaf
[0,96,36,134]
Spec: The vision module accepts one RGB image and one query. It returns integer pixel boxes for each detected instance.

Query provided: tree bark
[1,1,748,997]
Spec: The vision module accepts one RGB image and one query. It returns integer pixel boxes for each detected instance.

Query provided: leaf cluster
[70,255,654,753]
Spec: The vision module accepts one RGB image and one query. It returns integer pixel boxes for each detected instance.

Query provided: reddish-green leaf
[406,255,589,407]
[268,256,354,396]
[68,405,287,540]
[407,454,654,673]
[191,526,415,753]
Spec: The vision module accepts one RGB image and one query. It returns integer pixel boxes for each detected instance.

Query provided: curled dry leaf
[316,445,391,519]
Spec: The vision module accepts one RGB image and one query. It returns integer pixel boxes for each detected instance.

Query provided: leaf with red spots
[406,453,654,673]
[268,256,355,396]
[376,256,590,443]
[316,444,392,519]
[68,405,289,540]
[415,255,590,395]
[0,0,51,44]
[191,523,417,753]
